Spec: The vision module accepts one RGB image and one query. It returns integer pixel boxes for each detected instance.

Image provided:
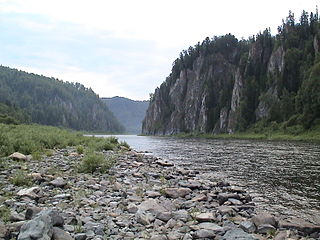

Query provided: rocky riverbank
[0,148,319,239]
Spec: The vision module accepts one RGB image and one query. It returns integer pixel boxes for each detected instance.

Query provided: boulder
[252,213,277,228]
[49,177,67,188]
[155,160,174,167]
[17,187,41,199]
[52,227,73,240]
[9,152,27,161]
[18,212,53,240]
[163,188,192,198]
[223,228,256,240]
[195,213,215,222]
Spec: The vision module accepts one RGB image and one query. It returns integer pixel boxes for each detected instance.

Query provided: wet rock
[9,152,27,161]
[163,188,192,198]
[52,227,73,240]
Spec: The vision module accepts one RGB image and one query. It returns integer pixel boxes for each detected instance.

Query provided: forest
[0,66,124,133]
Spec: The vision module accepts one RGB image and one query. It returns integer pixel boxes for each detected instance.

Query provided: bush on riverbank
[174,122,320,143]
[0,123,127,157]
[78,150,116,173]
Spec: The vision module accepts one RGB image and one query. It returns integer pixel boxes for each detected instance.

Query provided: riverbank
[172,125,320,143]
[1,147,319,239]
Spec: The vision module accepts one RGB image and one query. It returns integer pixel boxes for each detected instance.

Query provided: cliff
[143,10,320,135]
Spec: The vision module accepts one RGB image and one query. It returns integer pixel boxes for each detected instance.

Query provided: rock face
[141,27,309,135]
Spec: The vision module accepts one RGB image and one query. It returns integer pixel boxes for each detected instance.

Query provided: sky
[0,0,318,100]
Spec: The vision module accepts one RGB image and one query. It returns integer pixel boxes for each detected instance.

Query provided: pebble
[0,147,317,239]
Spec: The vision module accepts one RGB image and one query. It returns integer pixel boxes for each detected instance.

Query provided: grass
[78,150,117,174]
[10,170,32,187]
[0,123,127,158]
[173,123,320,143]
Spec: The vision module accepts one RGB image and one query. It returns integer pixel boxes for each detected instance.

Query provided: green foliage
[0,206,10,223]
[78,151,116,174]
[0,123,127,157]
[10,170,32,187]
[0,66,124,133]
[76,145,85,154]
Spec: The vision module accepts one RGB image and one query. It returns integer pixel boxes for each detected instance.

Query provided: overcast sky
[0,0,318,100]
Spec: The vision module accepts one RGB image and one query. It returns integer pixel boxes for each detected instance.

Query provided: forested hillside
[0,66,124,133]
[102,96,148,134]
[143,10,320,135]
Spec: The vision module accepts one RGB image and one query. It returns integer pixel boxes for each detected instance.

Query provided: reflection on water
[99,135,320,223]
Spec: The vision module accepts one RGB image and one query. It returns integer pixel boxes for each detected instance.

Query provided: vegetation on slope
[102,96,149,134]
[0,66,124,133]
[145,9,320,135]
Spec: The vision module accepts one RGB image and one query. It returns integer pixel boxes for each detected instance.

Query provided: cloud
[0,0,319,100]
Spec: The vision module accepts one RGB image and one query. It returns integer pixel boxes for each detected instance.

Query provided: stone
[10,211,25,222]
[155,160,174,167]
[228,198,242,205]
[52,227,73,240]
[239,221,256,233]
[252,213,277,228]
[74,233,87,240]
[0,221,7,239]
[146,191,161,198]
[274,230,291,240]
[194,229,216,238]
[150,235,168,240]
[217,193,240,205]
[156,212,172,222]
[278,219,320,235]
[223,228,256,240]
[127,203,138,213]
[49,177,67,188]
[136,210,154,225]
[9,152,27,161]
[164,188,192,198]
[18,211,53,240]
[191,194,207,202]
[257,224,276,234]
[195,213,215,222]
[17,187,41,199]
[173,210,189,222]
[138,199,167,214]
[198,222,224,233]
[25,207,42,220]
[217,206,235,216]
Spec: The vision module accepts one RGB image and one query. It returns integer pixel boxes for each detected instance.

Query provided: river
[98,135,320,224]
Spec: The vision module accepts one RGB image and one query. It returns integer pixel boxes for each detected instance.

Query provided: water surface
[100,135,320,223]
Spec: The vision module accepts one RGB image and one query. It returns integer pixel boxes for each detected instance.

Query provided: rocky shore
[0,148,319,239]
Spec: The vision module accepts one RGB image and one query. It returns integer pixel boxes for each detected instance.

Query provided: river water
[99,135,320,223]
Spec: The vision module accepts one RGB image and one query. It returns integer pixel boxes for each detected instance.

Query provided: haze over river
[100,135,320,223]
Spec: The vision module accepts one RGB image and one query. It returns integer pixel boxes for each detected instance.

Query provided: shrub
[10,170,32,186]
[78,151,116,174]
[76,145,84,154]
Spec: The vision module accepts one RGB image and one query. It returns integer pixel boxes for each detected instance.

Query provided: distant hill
[102,97,149,134]
[0,65,124,133]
